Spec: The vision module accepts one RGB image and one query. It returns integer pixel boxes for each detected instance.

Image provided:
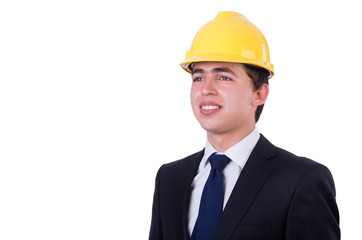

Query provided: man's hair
[244,64,270,123]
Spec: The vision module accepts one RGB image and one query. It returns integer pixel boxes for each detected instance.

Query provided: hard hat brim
[180,54,274,78]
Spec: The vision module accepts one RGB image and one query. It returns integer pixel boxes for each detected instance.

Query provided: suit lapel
[214,135,277,239]
[181,149,204,240]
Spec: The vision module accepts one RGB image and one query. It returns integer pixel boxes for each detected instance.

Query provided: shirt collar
[201,128,260,169]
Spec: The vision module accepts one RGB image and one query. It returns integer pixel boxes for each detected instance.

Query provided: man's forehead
[191,62,243,75]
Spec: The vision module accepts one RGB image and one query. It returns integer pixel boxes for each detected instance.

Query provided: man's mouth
[199,102,222,115]
[201,105,220,110]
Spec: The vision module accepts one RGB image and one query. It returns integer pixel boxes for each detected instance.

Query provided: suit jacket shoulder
[159,150,204,179]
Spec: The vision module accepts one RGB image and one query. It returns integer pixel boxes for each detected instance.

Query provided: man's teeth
[201,105,220,110]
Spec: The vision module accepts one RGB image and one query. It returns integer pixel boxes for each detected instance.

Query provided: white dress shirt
[188,128,260,235]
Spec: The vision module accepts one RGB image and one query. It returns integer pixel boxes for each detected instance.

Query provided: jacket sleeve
[149,166,163,240]
[285,163,340,239]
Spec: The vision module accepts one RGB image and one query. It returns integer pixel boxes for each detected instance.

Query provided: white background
[1,0,361,239]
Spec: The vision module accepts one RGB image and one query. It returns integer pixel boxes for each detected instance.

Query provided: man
[149,11,340,240]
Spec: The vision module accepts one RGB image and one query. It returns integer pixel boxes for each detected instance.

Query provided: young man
[149,11,340,240]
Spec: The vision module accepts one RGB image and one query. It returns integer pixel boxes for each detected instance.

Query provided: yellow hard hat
[180,11,274,78]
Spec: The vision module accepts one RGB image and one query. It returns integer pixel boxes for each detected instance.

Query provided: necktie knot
[209,153,230,171]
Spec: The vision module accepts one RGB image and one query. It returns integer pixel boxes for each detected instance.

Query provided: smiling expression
[190,61,267,141]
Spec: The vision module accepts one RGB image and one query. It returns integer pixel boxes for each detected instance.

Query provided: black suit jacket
[149,135,340,239]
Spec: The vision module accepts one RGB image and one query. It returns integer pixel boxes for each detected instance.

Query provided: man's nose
[201,78,217,96]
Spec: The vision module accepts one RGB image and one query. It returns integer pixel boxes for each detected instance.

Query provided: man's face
[190,62,266,140]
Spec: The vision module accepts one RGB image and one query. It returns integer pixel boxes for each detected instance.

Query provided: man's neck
[207,126,256,152]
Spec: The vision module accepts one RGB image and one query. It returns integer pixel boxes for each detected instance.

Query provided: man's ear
[252,84,269,106]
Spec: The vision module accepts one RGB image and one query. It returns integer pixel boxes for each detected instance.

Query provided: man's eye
[220,76,231,81]
[193,77,203,82]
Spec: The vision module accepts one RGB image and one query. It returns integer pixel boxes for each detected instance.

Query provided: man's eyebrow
[191,68,204,75]
[191,67,235,76]
[212,67,235,75]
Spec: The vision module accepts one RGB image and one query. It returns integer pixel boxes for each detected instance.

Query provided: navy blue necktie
[191,153,231,240]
